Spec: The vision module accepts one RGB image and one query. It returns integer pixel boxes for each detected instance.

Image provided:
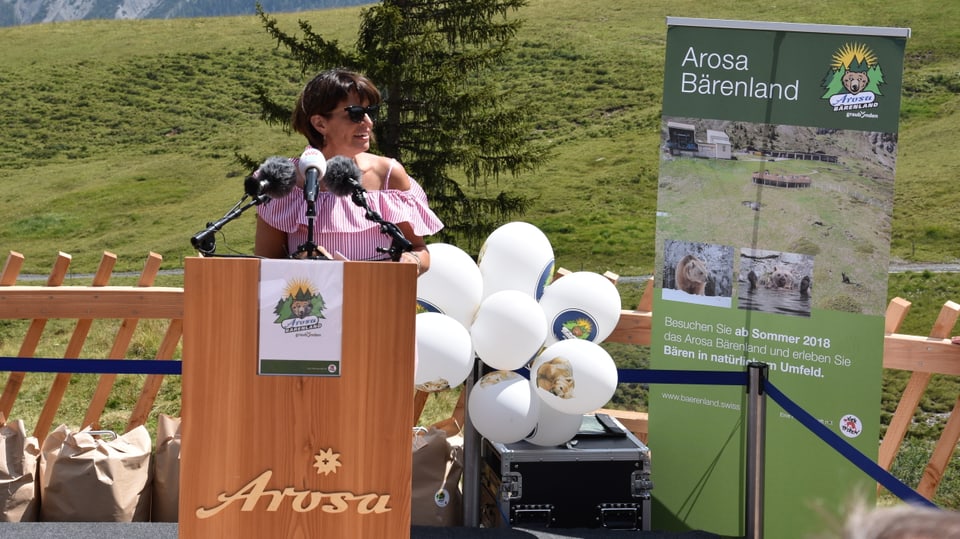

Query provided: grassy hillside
[0,0,958,277]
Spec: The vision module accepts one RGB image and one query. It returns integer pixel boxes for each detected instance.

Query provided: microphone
[323,155,412,261]
[299,148,327,204]
[323,155,366,204]
[244,156,297,200]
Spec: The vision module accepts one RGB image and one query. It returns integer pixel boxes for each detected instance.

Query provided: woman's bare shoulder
[369,154,410,190]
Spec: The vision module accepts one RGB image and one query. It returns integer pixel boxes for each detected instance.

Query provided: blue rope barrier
[615,368,937,508]
[0,357,935,507]
[764,380,938,508]
[0,357,181,375]
[617,367,747,386]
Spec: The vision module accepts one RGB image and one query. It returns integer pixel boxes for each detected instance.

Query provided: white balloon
[471,290,547,371]
[540,271,622,346]
[414,312,474,392]
[478,222,555,300]
[468,371,540,444]
[530,339,619,415]
[416,243,484,329]
[525,404,583,447]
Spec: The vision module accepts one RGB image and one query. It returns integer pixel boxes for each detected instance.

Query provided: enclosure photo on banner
[656,118,895,318]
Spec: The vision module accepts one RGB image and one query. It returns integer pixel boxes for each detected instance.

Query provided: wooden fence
[2,252,959,500]
[0,250,182,441]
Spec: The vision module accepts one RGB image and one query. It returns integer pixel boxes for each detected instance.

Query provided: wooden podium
[179,257,416,538]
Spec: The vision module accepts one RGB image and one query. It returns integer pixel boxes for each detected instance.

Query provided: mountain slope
[0,0,369,27]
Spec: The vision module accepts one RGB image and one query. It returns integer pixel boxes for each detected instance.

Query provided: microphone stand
[190,194,269,256]
[290,195,331,260]
[350,189,413,262]
[375,219,413,262]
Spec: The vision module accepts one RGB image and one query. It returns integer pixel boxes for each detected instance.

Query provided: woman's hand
[400,251,423,275]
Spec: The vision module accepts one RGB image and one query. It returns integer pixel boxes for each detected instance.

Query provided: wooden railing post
[877,297,915,474]
[33,252,117,440]
[0,252,72,419]
[81,252,163,430]
[915,301,960,498]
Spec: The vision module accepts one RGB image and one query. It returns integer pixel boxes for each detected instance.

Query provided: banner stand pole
[746,362,768,539]
[462,356,483,527]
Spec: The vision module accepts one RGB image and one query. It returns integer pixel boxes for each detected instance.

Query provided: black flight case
[479,413,653,530]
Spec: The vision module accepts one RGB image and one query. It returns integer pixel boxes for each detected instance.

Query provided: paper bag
[151,414,181,522]
[0,419,40,521]
[40,425,152,522]
[411,426,463,526]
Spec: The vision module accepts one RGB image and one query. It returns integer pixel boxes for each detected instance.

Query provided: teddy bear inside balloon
[415,221,622,447]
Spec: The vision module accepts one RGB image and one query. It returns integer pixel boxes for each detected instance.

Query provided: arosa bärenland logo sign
[272,278,327,333]
[821,42,885,115]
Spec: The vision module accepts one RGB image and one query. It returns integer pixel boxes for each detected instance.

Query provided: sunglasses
[343,105,379,123]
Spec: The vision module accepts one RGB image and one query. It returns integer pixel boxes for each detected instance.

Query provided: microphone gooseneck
[190,196,264,256]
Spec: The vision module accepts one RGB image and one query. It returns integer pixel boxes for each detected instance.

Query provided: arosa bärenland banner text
[649,17,909,538]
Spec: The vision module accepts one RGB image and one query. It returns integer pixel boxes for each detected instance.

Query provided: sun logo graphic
[273,278,326,333]
[313,448,342,476]
[552,309,599,341]
[415,298,440,315]
[821,42,886,113]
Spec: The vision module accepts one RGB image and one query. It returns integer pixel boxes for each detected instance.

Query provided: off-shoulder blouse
[257,157,444,261]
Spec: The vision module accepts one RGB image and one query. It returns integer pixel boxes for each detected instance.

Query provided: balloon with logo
[416,243,483,329]
[414,312,474,393]
[478,222,555,301]
[470,290,547,371]
[525,403,584,447]
[539,271,622,346]
[468,371,540,444]
[529,338,618,415]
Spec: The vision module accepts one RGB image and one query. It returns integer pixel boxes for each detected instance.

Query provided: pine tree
[254,0,548,249]
[867,65,885,95]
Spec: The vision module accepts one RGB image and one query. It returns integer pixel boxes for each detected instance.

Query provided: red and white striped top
[257,158,444,261]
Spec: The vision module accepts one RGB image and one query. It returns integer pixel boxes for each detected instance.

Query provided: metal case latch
[631,470,654,497]
[500,471,522,500]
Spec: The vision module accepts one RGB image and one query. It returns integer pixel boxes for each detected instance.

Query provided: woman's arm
[379,156,435,274]
[398,222,430,275]
[254,215,289,259]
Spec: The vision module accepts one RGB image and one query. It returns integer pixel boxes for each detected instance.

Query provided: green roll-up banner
[649,18,909,538]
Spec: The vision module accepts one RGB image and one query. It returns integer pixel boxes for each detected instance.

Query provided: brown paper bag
[39,425,152,522]
[411,426,463,527]
[0,419,40,521]
[151,414,180,522]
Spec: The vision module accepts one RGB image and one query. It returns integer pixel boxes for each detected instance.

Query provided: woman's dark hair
[291,68,382,149]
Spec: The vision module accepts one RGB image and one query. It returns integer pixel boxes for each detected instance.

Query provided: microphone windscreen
[243,174,265,198]
[298,148,327,177]
[257,156,297,198]
[323,156,363,197]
